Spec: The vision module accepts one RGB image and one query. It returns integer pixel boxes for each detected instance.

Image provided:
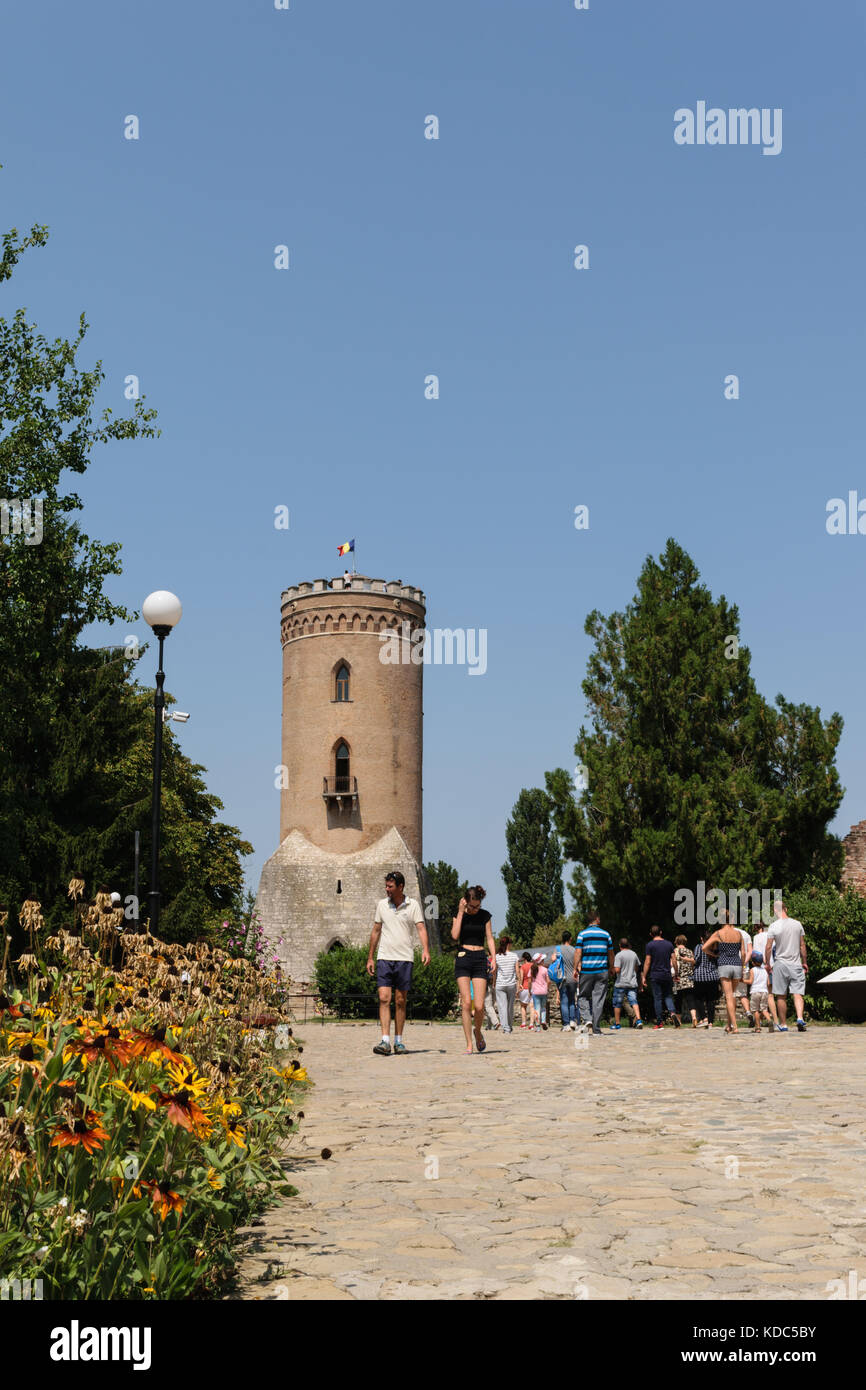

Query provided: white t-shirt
[768,917,805,967]
[495,951,519,987]
[374,896,423,963]
[750,965,769,994]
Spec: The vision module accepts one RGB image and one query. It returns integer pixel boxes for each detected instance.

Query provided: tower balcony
[322,775,358,802]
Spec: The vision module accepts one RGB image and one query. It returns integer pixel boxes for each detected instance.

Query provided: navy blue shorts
[376,959,413,993]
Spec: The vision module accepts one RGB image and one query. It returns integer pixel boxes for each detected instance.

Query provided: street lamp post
[142,591,182,937]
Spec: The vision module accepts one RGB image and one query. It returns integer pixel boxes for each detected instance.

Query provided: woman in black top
[452,886,497,1054]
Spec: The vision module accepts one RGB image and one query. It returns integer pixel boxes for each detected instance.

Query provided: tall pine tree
[501,788,565,947]
[546,540,844,930]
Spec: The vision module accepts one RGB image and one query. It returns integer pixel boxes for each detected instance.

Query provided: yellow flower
[108,1079,157,1112]
[164,1060,209,1099]
[269,1065,304,1085]
[206,1166,224,1191]
[5,1030,50,1051]
[222,1115,247,1150]
[221,1101,242,1120]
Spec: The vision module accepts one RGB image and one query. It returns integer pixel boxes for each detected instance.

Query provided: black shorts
[455,950,489,981]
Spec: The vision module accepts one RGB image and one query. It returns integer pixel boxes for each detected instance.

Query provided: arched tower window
[335,741,350,792]
[335,664,350,701]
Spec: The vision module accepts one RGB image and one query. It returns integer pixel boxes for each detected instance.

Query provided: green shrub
[314,945,457,1019]
[782,879,866,1020]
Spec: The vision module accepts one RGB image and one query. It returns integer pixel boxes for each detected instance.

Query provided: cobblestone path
[231,1021,866,1301]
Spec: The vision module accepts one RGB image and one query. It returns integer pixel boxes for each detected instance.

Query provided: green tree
[0,198,251,940]
[546,540,844,934]
[423,860,467,956]
[501,788,565,948]
[532,912,580,949]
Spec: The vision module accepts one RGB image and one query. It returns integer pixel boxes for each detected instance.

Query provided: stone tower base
[256,826,431,985]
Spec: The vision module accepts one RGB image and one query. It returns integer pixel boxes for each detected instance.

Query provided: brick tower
[255,574,429,983]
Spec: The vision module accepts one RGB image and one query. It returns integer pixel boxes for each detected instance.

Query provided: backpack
[548,947,565,985]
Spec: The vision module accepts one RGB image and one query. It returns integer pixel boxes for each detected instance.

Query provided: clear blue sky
[3,0,864,930]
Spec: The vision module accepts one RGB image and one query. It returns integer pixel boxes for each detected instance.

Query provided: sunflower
[206,1166,224,1191]
[50,1109,109,1155]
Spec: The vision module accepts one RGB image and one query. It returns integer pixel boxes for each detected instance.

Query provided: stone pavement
[231,1021,866,1301]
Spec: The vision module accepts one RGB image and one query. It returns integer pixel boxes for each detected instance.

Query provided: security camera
[172,712,191,723]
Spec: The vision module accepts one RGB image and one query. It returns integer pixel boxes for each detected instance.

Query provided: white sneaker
[569,1021,577,1030]
[561,1025,569,1033]
[576,1022,590,1035]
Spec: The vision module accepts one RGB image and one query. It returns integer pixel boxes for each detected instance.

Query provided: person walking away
[517,952,533,1029]
[530,954,550,1030]
[692,928,719,1028]
[767,900,809,1033]
[553,930,578,1031]
[672,935,698,1027]
[734,925,755,1027]
[367,871,430,1055]
[748,951,773,1034]
[751,921,779,1029]
[702,914,748,1033]
[452,886,497,1054]
[575,913,614,1035]
[612,937,643,1030]
[641,925,681,1030]
[483,972,500,1031]
[494,935,519,1033]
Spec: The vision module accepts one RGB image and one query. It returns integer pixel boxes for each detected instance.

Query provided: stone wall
[842,821,866,895]
[256,825,432,985]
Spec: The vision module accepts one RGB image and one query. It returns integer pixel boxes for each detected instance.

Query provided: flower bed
[0,901,306,1300]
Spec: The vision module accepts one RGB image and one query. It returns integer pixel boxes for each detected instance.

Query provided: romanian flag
[337,539,355,557]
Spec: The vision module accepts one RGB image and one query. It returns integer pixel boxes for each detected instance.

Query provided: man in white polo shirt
[366,871,429,1055]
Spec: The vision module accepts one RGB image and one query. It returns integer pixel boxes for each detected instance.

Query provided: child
[530,953,550,1031]
[611,937,642,1030]
[748,951,773,1033]
[517,951,533,1029]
